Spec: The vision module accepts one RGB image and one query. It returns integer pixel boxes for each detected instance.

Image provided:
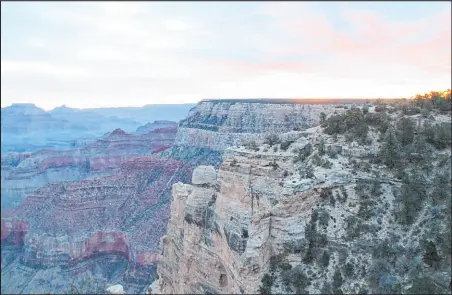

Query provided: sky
[1,1,451,110]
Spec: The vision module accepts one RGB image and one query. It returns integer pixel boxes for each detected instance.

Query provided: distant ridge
[200,98,404,104]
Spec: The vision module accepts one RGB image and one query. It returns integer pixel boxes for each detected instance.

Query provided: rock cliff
[174,99,355,151]
[151,102,451,294]
[1,127,176,210]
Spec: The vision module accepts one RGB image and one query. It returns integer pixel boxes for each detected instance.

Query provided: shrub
[344,262,354,277]
[281,266,309,294]
[310,153,322,166]
[358,199,377,220]
[320,250,330,268]
[318,138,325,155]
[407,276,443,294]
[422,241,440,268]
[321,159,333,169]
[396,171,427,225]
[332,268,344,293]
[431,172,451,205]
[280,140,294,151]
[323,114,346,134]
[432,122,452,149]
[344,216,361,240]
[318,210,330,228]
[362,105,369,114]
[295,143,312,162]
[375,105,387,112]
[247,141,260,151]
[320,112,327,124]
[305,165,314,178]
[368,260,391,292]
[259,273,274,294]
[264,134,280,146]
[64,277,106,294]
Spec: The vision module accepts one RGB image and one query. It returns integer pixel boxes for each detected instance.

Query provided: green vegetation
[332,268,344,294]
[395,171,427,225]
[396,117,415,146]
[264,134,280,147]
[412,89,451,113]
[259,273,275,294]
[64,277,106,294]
[323,108,368,143]
[320,250,330,268]
[294,143,312,163]
[246,140,260,151]
[281,265,309,294]
[280,140,294,151]
[379,128,400,168]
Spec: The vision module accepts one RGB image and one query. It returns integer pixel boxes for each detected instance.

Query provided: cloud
[1,2,450,109]
[1,60,91,77]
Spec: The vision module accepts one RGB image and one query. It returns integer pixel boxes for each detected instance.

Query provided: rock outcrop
[9,99,432,294]
[152,104,451,294]
[135,121,178,134]
[107,284,126,294]
[1,127,177,210]
[174,99,353,151]
[153,145,312,294]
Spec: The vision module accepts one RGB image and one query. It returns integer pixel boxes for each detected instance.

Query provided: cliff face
[1,127,176,210]
[174,100,349,151]
[151,105,451,294]
[152,131,323,294]
[1,155,196,294]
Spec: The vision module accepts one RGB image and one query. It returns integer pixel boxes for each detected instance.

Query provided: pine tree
[396,117,415,146]
[380,128,400,168]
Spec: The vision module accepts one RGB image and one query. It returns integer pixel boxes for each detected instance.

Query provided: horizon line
[2,97,411,111]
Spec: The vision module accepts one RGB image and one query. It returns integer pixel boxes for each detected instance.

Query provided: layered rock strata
[1,127,176,210]
[152,114,451,294]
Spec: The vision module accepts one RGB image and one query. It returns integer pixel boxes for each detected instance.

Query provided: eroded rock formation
[152,105,451,294]
[1,127,177,210]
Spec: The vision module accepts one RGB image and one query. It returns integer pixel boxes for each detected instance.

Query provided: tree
[323,115,345,135]
[320,112,327,124]
[396,117,415,146]
[408,276,443,294]
[64,276,106,294]
[318,138,325,155]
[433,122,452,149]
[363,105,369,114]
[264,134,280,147]
[396,171,427,225]
[431,172,451,205]
[332,268,344,293]
[320,250,330,268]
[408,134,431,165]
[380,128,400,168]
[259,273,274,294]
[423,241,440,268]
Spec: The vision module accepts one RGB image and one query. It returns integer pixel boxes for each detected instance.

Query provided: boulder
[106,284,125,294]
[192,165,217,185]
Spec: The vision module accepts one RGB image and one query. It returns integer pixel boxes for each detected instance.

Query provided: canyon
[151,100,451,294]
[1,98,450,294]
[1,103,193,153]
